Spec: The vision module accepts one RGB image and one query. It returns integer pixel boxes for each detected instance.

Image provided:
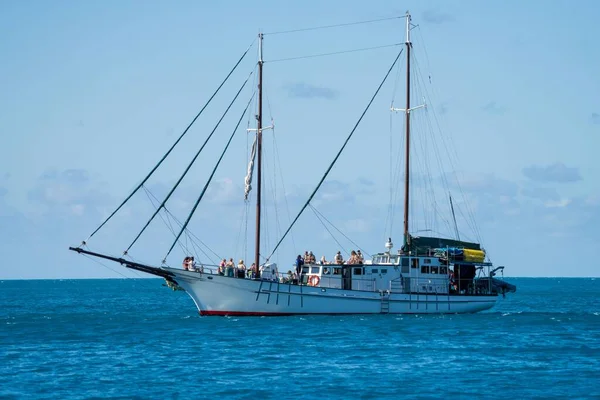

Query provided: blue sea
[1,278,599,399]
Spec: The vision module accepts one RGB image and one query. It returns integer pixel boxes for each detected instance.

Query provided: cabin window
[401,258,409,267]
[372,269,379,273]
[381,269,388,274]
[311,267,320,274]
[390,256,398,264]
[333,268,342,275]
[411,258,419,269]
[430,266,439,274]
[322,267,331,275]
[421,265,429,274]
[302,267,309,273]
[424,258,431,264]
[440,266,448,274]
[353,268,363,275]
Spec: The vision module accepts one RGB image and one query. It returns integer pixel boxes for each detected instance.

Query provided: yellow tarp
[463,249,486,263]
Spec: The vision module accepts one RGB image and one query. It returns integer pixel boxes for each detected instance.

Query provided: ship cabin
[301,254,449,294]
[300,237,496,296]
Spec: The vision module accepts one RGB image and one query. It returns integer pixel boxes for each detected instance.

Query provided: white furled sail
[244,134,257,200]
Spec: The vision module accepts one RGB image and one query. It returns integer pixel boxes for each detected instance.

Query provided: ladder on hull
[380,294,390,314]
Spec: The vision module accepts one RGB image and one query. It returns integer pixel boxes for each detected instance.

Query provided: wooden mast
[254,32,264,277]
[403,11,411,249]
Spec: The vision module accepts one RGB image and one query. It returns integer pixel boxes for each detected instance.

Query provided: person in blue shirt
[295,255,304,285]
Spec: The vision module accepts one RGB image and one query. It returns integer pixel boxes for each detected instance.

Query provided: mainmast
[403,11,411,249]
[254,32,264,277]
[390,11,418,252]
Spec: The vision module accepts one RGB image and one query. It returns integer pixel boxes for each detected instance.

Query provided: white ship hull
[165,268,498,316]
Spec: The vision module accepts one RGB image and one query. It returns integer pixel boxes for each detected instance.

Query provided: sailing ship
[70,12,516,315]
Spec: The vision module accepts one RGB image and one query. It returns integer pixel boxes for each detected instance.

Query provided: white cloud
[523,162,582,183]
[545,198,571,208]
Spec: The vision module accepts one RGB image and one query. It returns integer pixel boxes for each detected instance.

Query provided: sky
[1,0,599,279]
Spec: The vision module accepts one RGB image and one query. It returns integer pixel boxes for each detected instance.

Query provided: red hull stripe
[198,310,371,316]
[200,310,295,316]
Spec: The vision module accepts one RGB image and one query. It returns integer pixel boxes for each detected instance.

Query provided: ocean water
[1,278,598,399]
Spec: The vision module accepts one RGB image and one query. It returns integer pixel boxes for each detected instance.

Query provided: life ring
[308,275,320,286]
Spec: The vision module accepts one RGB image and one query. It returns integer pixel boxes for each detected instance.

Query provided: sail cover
[244,134,257,200]
[410,235,481,254]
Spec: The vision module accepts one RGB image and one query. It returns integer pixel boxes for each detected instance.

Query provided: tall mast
[254,32,264,277]
[403,11,411,249]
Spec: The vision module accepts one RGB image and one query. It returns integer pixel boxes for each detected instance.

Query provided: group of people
[182,256,203,272]
[182,256,257,278]
[293,249,366,283]
[217,258,257,279]
[298,250,365,266]
[183,248,367,280]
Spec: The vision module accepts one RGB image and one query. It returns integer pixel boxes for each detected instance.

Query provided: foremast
[254,32,264,277]
[403,11,411,251]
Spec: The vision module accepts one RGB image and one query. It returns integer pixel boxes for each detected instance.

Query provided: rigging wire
[384,55,405,241]
[266,48,404,261]
[238,66,258,263]
[264,83,298,259]
[272,134,297,255]
[411,62,437,234]
[414,28,483,243]
[309,207,349,258]
[309,205,372,258]
[412,41,482,242]
[141,185,186,253]
[83,254,135,280]
[124,71,254,254]
[83,43,254,244]
[141,185,220,263]
[80,247,157,289]
[264,16,403,36]
[265,43,402,63]
[163,92,257,262]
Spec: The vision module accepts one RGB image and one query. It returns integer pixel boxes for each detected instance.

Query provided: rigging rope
[309,204,372,258]
[142,185,221,261]
[309,206,349,258]
[266,48,404,261]
[163,93,256,262]
[272,133,297,254]
[264,16,402,35]
[124,71,254,254]
[266,43,401,64]
[83,43,253,244]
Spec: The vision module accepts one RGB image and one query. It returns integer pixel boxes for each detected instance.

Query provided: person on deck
[303,251,310,264]
[357,250,364,264]
[218,259,226,275]
[188,256,197,272]
[237,260,246,278]
[225,258,235,277]
[334,251,344,265]
[320,255,327,265]
[308,251,316,264]
[295,255,304,284]
[348,250,358,264]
